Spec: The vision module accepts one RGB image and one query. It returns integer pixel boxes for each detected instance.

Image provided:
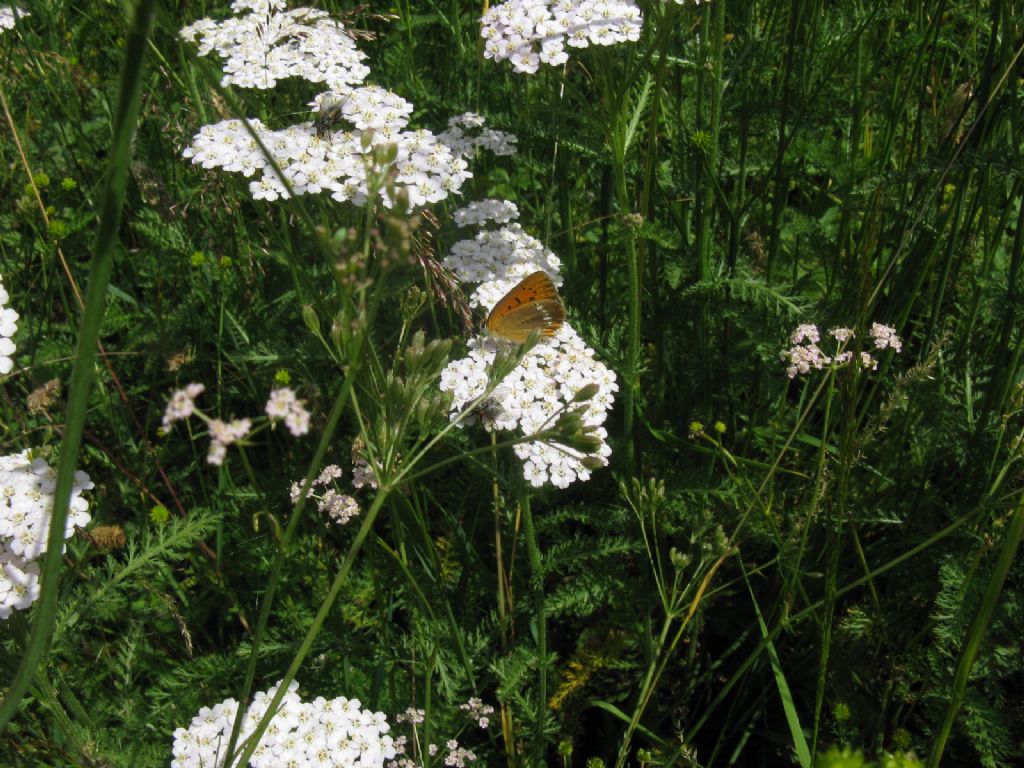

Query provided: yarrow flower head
[182,109,473,211]
[395,708,425,725]
[438,113,518,157]
[290,464,364,526]
[0,275,18,375]
[207,418,252,465]
[481,0,643,74]
[179,0,370,92]
[180,6,518,211]
[442,741,477,767]
[171,680,396,768]
[0,6,29,31]
[453,199,520,228]
[0,451,93,620]
[439,208,617,488]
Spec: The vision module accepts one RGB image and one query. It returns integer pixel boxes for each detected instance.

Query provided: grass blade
[743,562,812,768]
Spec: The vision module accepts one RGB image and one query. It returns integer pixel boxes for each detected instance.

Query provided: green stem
[613,616,673,768]
[231,489,392,767]
[0,0,155,733]
[811,371,839,754]
[519,490,548,766]
[222,367,356,760]
[610,131,640,475]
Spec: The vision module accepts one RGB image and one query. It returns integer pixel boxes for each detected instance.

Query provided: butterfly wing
[486,271,565,344]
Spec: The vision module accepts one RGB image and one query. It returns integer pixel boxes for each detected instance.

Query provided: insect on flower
[485,271,565,344]
[315,94,347,141]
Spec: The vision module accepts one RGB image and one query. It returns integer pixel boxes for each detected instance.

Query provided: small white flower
[267,387,311,436]
[870,322,902,353]
[0,275,18,375]
[453,199,520,227]
[163,383,206,427]
[0,6,29,32]
[0,451,92,620]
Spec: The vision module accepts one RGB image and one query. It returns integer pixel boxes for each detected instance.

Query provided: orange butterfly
[485,271,565,344]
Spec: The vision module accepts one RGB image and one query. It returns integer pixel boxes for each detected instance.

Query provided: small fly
[315,94,347,141]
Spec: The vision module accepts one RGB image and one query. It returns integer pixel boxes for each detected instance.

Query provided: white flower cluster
[394,708,425,725]
[453,199,520,228]
[312,88,414,137]
[782,323,902,379]
[182,113,472,210]
[437,113,518,157]
[481,0,643,74]
[266,387,311,437]
[444,204,562,305]
[0,275,18,374]
[0,451,93,620]
[389,739,477,768]
[440,327,615,488]
[180,6,524,211]
[459,697,494,729]
[171,680,396,768]
[351,456,379,490]
[289,464,362,526]
[207,418,253,466]
[387,697,495,768]
[179,0,370,92]
[439,210,617,488]
[162,382,253,465]
[163,383,206,427]
[0,6,28,31]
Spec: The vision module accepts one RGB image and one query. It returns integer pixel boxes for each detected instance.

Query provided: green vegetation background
[1,1,1023,767]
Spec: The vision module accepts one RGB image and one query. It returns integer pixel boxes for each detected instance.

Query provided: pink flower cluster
[387,697,495,768]
[782,323,902,379]
[289,464,362,526]
[459,697,494,729]
[163,383,311,465]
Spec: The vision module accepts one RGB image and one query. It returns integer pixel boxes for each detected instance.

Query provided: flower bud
[302,304,320,335]
[562,434,604,454]
[572,383,601,403]
[401,285,426,321]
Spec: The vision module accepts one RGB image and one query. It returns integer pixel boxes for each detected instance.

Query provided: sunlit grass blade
[743,562,812,768]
